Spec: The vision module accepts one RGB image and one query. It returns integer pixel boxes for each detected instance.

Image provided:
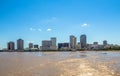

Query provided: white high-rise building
[51,37,57,50]
[51,37,56,46]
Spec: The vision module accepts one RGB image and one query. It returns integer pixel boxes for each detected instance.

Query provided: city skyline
[0,0,120,49]
[0,34,115,50]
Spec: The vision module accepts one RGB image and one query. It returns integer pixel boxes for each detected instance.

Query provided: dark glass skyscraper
[17,39,24,51]
[7,41,15,50]
[80,34,87,48]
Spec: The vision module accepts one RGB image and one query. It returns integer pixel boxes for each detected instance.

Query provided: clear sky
[0,0,120,49]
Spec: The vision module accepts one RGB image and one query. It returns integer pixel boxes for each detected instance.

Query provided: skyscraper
[103,40,107,46]
[7,41,15,50]
[80,34,87,48]
[17,39,24,51]
[51,37,57,50]
[51,37,56,46]
[70,35,77,49]
[29,43,33,49]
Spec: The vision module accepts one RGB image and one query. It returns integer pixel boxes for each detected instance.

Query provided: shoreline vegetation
[1,45,120,52]
[0,49,120,52]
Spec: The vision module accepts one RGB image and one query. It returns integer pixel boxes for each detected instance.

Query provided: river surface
[0,51,120,76]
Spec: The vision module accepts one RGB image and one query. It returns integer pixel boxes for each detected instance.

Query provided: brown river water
[0,51,120,76]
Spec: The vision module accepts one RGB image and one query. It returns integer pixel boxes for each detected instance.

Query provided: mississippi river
[0,51,120,76]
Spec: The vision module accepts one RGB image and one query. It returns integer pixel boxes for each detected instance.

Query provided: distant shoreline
[0,50,120,52]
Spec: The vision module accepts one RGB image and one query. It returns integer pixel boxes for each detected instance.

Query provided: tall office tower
[51,37,57,50]
[51,37,56,46]
[42,40,52,50]
[29,43,33,49]
[80,34,87,48]
[103,40,107,46]
[17,39,24,50]
[70,35,77,49]
[7,41,15,50]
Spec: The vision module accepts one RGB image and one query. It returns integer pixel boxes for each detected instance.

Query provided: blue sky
[0,0,120,49]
